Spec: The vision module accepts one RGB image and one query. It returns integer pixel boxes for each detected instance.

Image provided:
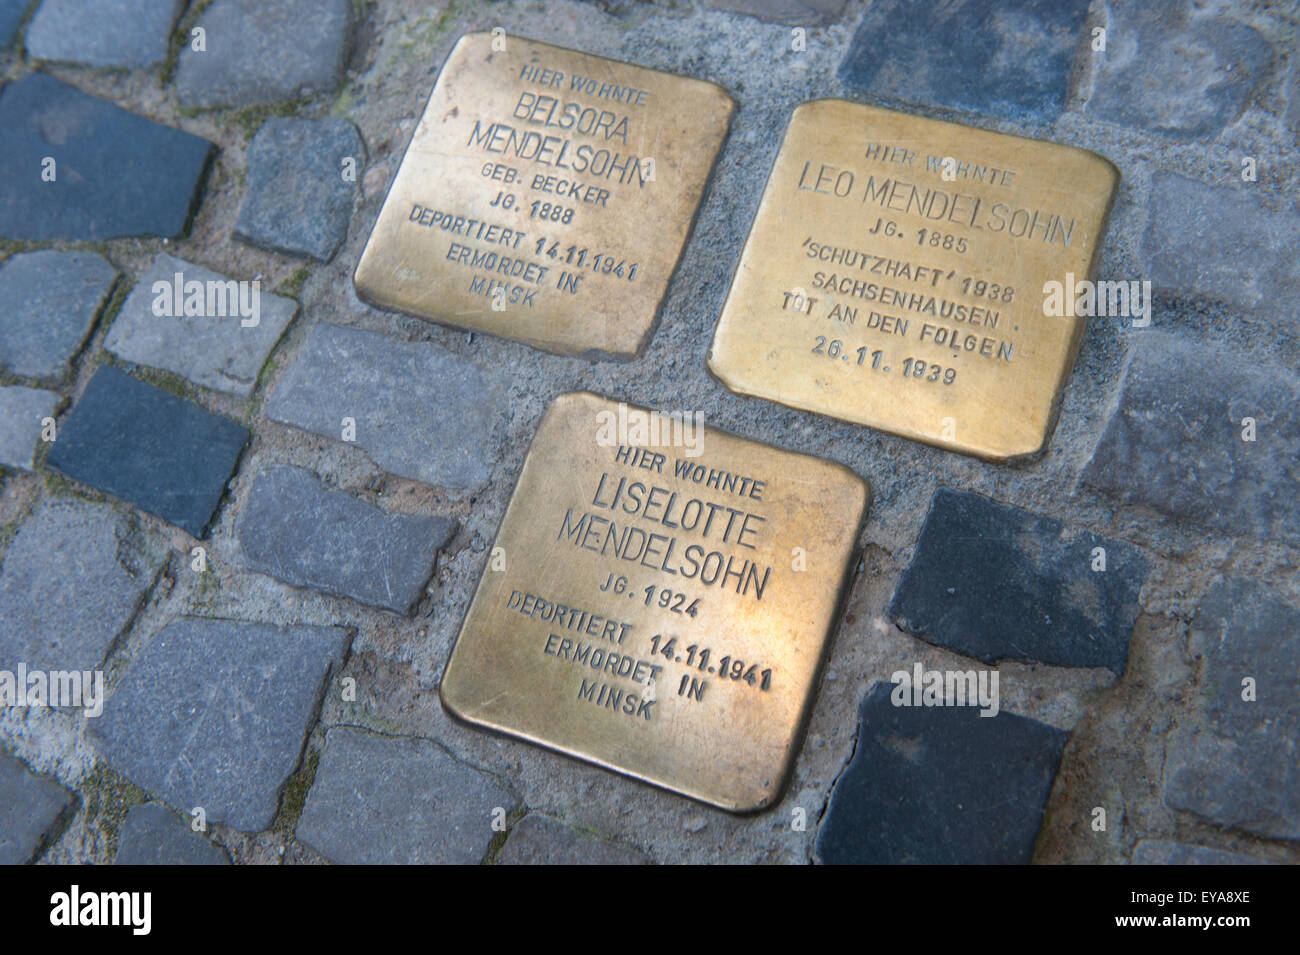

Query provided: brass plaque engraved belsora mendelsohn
[355,32,734,359]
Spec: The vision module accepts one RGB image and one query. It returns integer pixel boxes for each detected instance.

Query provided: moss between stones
[161,0,218,87]
[227,99,312,141]
[482,804,528,865]
[276,266,311,299]
[82,763,149,862]
[272,746,320,839]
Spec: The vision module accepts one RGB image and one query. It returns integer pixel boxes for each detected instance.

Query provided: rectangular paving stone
[1164,576,1300,841]
[235,117,364,263]
[1085,1,1273,139]
[46,366,249,538]
[498,814,648,866]
[889,488,1147,674]
[0,751,74,864]
[266,323,506,489]
[0,249,118,383]
[175,0,354,109]
[26,0,186,68]
[0,73,215,241]
[0,385,58,471]
[0,0,29,48]
[91,617,351,833]
[114,803,230,865]
[296,726,518,865]
[1143,171,1300,317]
[1132,839,1266,866]
[704,0,845,25]
[839,0,1089,122]
[1081,332,1300,546]
[0,500,163,673]
[815,682,1068,864]
[104,253,297,397]
[236,465,456,615]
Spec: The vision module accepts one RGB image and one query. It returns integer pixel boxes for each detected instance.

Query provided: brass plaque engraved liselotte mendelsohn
[440,392,868,811]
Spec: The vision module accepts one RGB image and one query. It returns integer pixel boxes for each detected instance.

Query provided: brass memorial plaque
[709,99,1119,461]
[355,32,734,359]
[441,392,868,811]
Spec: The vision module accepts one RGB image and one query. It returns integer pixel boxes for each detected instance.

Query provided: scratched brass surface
[709,99,1119,461]
[440,392,867,812]
[354,32,733,359]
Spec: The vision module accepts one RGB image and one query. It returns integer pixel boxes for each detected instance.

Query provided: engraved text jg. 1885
[709,99,1119,461]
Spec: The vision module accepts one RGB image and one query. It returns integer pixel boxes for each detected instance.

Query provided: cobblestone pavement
[1,0,1298,865]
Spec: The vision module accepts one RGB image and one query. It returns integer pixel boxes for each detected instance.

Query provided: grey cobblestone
[175,0,355,109]
[839,0,1089,122]
[1082,332,1300,547]
[235,118,365,263]
[92,617,351,833]
[0,500,162,673]
[104,253,297,397]
[890,488,1147,674]
[1085,0,1273,139]
[297,726,518,865]
[47,367,249,538]
[498,814,650,865]
[25,0,185,69]
[114,803,231,865]
[0,751,74,865]
[1141,171,1300,317]
[236,465,456,615]
[0,73,215,241]
[816,682,1068,864]
[1132,839,1266,866]
[1163,577,1300,841]
[266,323,508,490]
[0,385,58,471]
[0,250,117,384]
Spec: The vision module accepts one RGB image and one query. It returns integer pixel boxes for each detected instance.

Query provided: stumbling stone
[104,253,296,397]
[838,0,1089,122]
[0,250,117,383]
[816,682,1068,864]
[703,0,846,26]
[92,617,351,833]
[46,367,249,538]
[25,0,186,68]
[889,488,1147,674]
[498,814,649,865]
[0,752,74,864]
[235,118,365,263]
[1081,332,1300,547]
[1085,1,1273,139]
[114,803,230,865]
[0,386,58,471]
[175,0,355,109]
[1163,577,1300,841]
[0,73,215,241]
[1141,171,1300,316]
[0,500,162,674]
[236,466,456,615]
[1132,839,1266,866]
[297,726,518,865]
[266,323,507,489]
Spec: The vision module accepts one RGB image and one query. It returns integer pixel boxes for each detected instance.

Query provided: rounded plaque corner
[436,673,473,723]
[981,430,1051,466]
